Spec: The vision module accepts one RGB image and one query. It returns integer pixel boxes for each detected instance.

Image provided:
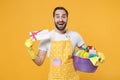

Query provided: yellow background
[0,0,120,80]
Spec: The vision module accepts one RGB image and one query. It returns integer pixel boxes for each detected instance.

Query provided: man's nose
[59,17,63,21]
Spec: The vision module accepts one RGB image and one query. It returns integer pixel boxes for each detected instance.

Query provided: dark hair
[53,7,68,17]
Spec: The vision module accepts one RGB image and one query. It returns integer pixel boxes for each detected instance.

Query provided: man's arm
[78,44,86,50]
[33,50,47,66]
[25,38,47,66]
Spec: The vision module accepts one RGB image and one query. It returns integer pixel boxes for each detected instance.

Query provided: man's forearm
[27,47,37,60]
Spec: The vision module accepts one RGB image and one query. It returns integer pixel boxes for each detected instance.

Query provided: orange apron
[48,40,79,80]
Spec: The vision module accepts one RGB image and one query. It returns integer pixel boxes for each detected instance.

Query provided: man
[25,7,104,80]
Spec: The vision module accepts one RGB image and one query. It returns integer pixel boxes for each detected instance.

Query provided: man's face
[54,9,68,31]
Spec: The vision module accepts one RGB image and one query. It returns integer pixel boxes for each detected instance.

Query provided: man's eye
[62,16,66,18]
[56,16,60,18]
[62,16,67,18]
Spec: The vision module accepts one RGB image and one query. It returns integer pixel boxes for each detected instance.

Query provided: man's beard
[55,22,67,31]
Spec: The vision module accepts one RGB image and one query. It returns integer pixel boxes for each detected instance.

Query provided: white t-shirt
[38,30,84,57]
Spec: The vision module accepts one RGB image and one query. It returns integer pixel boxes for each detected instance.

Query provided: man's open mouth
[59,23,64,25]
[58,22,65,25]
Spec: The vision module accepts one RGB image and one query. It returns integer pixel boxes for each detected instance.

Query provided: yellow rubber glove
[25,38,37,59]
[90,52,105,66]
[97,52,105,63]
[90,56,100,66]
[25,38,34,48]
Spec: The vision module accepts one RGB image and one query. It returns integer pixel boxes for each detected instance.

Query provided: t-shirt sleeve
[76,32,85,47]
[38,39,50,52]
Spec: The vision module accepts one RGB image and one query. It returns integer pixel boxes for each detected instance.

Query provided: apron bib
[48,40,79,80]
